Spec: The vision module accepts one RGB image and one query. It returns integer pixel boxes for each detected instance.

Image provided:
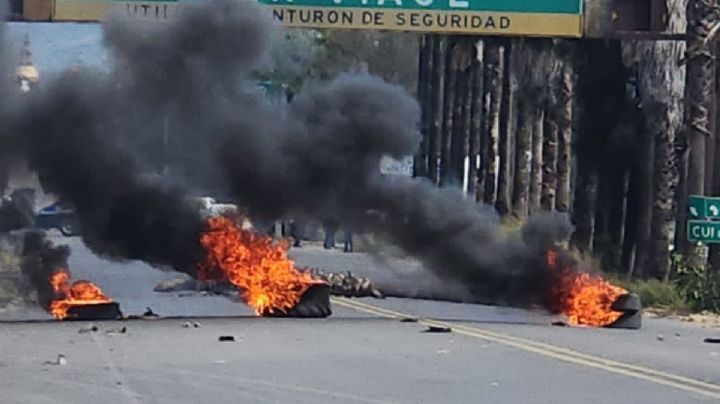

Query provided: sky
[4,22,107,75]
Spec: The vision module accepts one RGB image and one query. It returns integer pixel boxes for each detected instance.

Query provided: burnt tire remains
[264,284,332,318]
[605,293,642,329]
[63,302,123,321]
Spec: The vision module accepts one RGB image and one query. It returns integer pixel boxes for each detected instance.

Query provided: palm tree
[555,56,574,213]
[414,34,430,178]
[641,0,685,280]
[513,39,551,219]
[480,40,504,204]
[685,0,716,268]
[428,35,447,184]
[496,41,514,216]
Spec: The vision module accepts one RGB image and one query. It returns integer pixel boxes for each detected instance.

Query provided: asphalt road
[1,235,719,403]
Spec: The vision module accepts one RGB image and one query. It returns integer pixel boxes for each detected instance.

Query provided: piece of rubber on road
[63,302,123,321]
[611,293,642,311]
[606,293,642,330]
[264,284,332,318]
[423,325,452,333]
[704,337,720,343]
[218,335,235,342]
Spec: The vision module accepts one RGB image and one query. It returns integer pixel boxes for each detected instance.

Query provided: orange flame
[547,249,627,327]
[199,216,319,315]
[49,269,113,320]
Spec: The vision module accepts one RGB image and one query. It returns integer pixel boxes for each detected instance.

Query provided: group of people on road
[289,216,353,253]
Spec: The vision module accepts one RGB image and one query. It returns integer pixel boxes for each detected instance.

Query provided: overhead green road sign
[687,220,720,243]
[52,0,584,37]
[688,195,720,220]
[259,0,584,37]
[260,0,583,14]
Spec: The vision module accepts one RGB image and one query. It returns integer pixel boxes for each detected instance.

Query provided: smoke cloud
[15,74,206,272]
[0,0,577,308]
[20,231,69,309]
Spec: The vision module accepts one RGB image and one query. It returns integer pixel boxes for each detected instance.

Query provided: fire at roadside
[0,0,638,327]
[19,231,120,320]
[544,248,636,328]
[199,216,329,316]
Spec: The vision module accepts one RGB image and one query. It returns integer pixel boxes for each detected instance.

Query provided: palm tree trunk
[529,106,544,214]
[496,41,513,216]
[428,35,446,185]
[414,34,430,178]
[596,167,628,271]
[634,132,654,278]
[622,166,639,273]
[467,52,484,198]
[571,165,598,254]
[542,50,564,212]
[711,43,720,271]
[541,79,559,211]
[481,41,503,205]
[450,66,470,188]
[555,62,574,212]
[439,38,458,187]
[685,0,714,267]
[511,40,541,220]
[686,0,713,198]
[512,97,532,220]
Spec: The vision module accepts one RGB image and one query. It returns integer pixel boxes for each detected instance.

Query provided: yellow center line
[332,297,720,400]
[341,298,720,391]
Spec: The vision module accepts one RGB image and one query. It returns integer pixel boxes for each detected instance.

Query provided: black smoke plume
[14,75,205,272]
[1,0,578,308]
[19,231,68,309]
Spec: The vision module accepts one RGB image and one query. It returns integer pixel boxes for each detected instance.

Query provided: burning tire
[605,293,642,329]
[264,284,331,318]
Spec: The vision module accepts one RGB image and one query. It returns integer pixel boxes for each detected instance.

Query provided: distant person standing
[290,218,303,248]
[343,228,353,253]
[323,216,339,249]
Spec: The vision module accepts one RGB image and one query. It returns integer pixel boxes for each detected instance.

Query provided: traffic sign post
[687,220,720,244]
[688,195,720,219]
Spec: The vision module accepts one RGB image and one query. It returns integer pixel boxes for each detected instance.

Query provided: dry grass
[0,250,20,307]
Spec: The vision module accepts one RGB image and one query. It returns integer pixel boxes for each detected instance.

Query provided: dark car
[35,201,79,236]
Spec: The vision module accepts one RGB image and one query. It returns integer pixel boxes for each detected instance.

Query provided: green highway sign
[687,220,720,243]
[51,0,584,37]
[688,195,720,220]
[258,0,584,36]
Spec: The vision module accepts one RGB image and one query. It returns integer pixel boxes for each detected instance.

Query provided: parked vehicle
[34,201,78,236]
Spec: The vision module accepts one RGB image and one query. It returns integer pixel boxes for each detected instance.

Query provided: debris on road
[143,307,159,317]
[657,334,665,341]
[649,310,720,328]
[44,354,67,366]
[423,325,452,333]
[78,325,98,333]
[400,317,418,323]
[218,335,235,342]
[105,326,127,335]
[182,321,201,328]
[305,269,384,298]
[551,321,568,327]
[703,337,720,344]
